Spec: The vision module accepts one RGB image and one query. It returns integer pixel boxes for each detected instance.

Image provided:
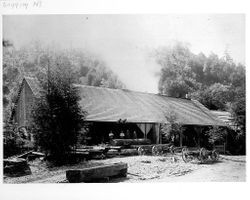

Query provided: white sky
[3,14,245,93]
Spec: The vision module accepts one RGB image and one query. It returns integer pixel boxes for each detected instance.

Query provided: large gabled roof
[76,85,226,126]
[11,77,226,126]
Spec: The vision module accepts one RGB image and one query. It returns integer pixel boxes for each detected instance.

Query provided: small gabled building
[10,76,41,127]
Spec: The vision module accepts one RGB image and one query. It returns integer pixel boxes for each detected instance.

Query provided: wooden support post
[223,142,226,155]
[159,124,162,144]
[179,132,183,147]
[198,127,203,148]
[194,126,202,148]
[155,124,160,144]
[225,133,228,153]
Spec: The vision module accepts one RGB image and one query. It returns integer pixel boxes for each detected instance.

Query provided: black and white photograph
[2,12,246,185]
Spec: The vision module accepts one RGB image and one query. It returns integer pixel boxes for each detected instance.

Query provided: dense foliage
[3,123,33,158]
[205,126,227,145]
[160,110,184,145]
[30,66,86,164]
[155,42,245,135]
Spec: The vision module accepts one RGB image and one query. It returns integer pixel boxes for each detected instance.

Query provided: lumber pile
[111,139,151,147]
[18,151,45,161]
[73,146,109,159]
[66,162,128,182]
[120,148,138,156]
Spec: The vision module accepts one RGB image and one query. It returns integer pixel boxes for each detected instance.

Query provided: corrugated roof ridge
[211,110,231,115]
[191,99,226,126]
[74,84,193,102]
[210,110,234,121]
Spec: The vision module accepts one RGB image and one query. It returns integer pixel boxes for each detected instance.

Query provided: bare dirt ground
[3,155,246,183]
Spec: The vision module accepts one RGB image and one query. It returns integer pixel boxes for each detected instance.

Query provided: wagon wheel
[138,147,145,155]
[152,146,159,156]
[169,145,174,154]
[211,150,219,161]
[199,148,208,163]
[182,147,191,162]
[162,146,169,155]
[100,153,106,159]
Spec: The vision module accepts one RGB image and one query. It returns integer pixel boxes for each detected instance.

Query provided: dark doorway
[86,122,145,145]
[182,126,199,147]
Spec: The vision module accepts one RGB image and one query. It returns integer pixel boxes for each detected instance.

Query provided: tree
[2,39,17,121]
[3,123,25,158]
[31,66,86,164]
[160,78,190,98]
[160,110,184,145]
[156,42,198,97]
[191,83,232,110]
[205,126,227,146]
[230,87,245,134]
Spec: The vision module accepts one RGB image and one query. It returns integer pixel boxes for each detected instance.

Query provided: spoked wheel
[199,148,208,163]
[169,145,174,154]
[211,150,219,161]
[100,153,106,159]
[138,147,145,156]
[152,146,159,156]
[182,147,192,163]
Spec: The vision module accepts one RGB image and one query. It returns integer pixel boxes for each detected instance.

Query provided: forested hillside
[3,40,125,120]
[155,42,245,133]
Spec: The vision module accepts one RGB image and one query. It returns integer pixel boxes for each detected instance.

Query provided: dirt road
[106,155,246,182]
[4,155,245,183]
[153,156,246,182]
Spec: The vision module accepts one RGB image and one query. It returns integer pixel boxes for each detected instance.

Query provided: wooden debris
[4,158,31,177]
[23,152,45,161]
[141,160,151,164]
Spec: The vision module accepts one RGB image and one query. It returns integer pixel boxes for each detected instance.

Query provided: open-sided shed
[11,77,226,146]
[76,84,226,145]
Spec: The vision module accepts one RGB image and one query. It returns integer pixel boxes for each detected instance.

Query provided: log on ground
[4,158,31,177]
[66,162,128,183]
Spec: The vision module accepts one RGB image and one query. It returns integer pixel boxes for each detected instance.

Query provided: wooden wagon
[182,147,219,163]
[151,144,174,156]
[136,145,154,155]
